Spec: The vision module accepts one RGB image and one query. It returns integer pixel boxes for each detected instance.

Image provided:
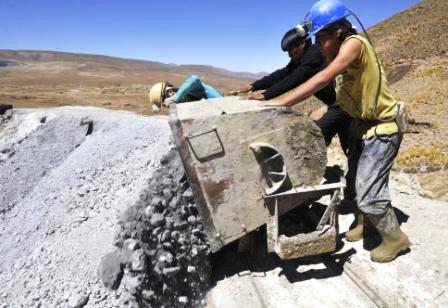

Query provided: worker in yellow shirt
[262,0,410,262]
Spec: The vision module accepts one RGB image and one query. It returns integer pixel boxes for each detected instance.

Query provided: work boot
[345,212,376,242]
[368,207,411,263]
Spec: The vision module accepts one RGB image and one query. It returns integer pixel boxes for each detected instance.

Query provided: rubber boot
[345,212,376,242]
[368,207,411,263]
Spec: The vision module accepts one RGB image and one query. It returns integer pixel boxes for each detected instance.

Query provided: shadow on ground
[210,220,357,285]
[211,193,412,286]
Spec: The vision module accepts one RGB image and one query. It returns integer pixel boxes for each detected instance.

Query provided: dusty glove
[152,104,161,113]
[163,97,175,107]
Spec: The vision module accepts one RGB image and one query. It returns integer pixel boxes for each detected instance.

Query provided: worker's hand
[152,104,161,113]
[248,91,265,101]
[163,97,175,107]
[238,84,253,93]
[228,84,253,96]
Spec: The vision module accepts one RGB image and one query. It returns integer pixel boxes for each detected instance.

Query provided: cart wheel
[250,142,288,195]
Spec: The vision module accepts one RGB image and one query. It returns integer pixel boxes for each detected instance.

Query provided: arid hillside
[368,0,448,66]
[0,50,258,115]
[367,0,448,198]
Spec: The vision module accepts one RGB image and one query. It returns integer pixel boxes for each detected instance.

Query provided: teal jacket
[172,75,223,103]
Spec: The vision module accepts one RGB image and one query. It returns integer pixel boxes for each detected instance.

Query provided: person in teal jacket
[149,75,223,113]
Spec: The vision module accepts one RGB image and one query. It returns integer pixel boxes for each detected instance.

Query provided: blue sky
[1,0,421,73]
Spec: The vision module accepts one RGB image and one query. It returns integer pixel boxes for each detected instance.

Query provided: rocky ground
[1,106,447,308]
[99,148,210,307]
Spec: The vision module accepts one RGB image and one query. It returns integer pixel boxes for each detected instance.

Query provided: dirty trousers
[347,133,402,215]
[315,104,352,155]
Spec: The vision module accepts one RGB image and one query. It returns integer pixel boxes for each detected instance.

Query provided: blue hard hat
[306,0,352,35]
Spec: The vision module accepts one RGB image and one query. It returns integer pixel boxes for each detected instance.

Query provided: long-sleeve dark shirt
[251,44,335,105]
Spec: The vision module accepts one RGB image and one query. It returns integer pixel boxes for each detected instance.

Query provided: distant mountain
[0,49,261,81]
[0,49,262,113]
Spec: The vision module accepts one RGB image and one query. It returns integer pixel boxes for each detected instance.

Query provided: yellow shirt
[335,35,398,139]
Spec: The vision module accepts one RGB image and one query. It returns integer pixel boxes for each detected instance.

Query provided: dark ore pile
[99,148,211,307]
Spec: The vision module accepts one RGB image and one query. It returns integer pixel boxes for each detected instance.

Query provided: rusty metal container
[169,97,329,253]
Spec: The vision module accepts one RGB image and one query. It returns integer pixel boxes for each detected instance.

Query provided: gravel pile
[99,148,211,307]
[0,107,180,307]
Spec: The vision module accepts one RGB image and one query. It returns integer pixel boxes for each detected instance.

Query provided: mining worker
[261,0,410,262]
[149,75,222,113]
[238,23,352,152]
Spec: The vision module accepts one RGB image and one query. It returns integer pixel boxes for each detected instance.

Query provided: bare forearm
[263,39,362,108]
[276,39,363,107]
